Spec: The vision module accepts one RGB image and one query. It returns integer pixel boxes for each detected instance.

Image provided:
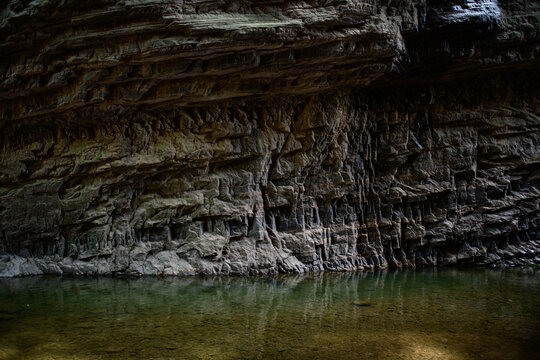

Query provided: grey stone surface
[0,0,539,276]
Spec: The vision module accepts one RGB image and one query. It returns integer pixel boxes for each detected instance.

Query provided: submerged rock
[352,302,372,307]
[0,0,539,276]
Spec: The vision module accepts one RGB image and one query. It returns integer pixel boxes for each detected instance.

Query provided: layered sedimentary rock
[0,0,539,276]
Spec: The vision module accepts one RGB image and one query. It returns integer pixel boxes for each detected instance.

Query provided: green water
[0,269,539,360]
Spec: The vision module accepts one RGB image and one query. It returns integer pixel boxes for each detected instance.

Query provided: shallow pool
[1,268,539,359]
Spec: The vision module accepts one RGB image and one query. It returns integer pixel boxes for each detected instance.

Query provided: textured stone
[0,0,539,277]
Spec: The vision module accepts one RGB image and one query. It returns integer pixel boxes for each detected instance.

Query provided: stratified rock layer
[0,0,539,276]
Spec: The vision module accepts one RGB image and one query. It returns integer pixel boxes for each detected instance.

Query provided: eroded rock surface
[0,0,539,276]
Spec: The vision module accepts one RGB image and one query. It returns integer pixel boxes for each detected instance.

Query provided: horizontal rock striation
[0,0,539,276]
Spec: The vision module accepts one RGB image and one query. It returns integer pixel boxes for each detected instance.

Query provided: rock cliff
[0,0,539,276]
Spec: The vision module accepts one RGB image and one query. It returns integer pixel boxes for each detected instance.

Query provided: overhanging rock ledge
[0,0,539,276]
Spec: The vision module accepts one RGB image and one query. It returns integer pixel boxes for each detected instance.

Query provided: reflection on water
[1,269,539,359]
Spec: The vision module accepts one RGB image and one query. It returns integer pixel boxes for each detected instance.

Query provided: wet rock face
[0,1,539,276]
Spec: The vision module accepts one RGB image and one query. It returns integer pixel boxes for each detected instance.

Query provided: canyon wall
[0,0,539,276]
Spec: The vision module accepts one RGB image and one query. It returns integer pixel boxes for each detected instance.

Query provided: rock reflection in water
[0,269,539,359]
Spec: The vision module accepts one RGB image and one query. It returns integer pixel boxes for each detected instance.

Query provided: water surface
[1,268,539,359]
